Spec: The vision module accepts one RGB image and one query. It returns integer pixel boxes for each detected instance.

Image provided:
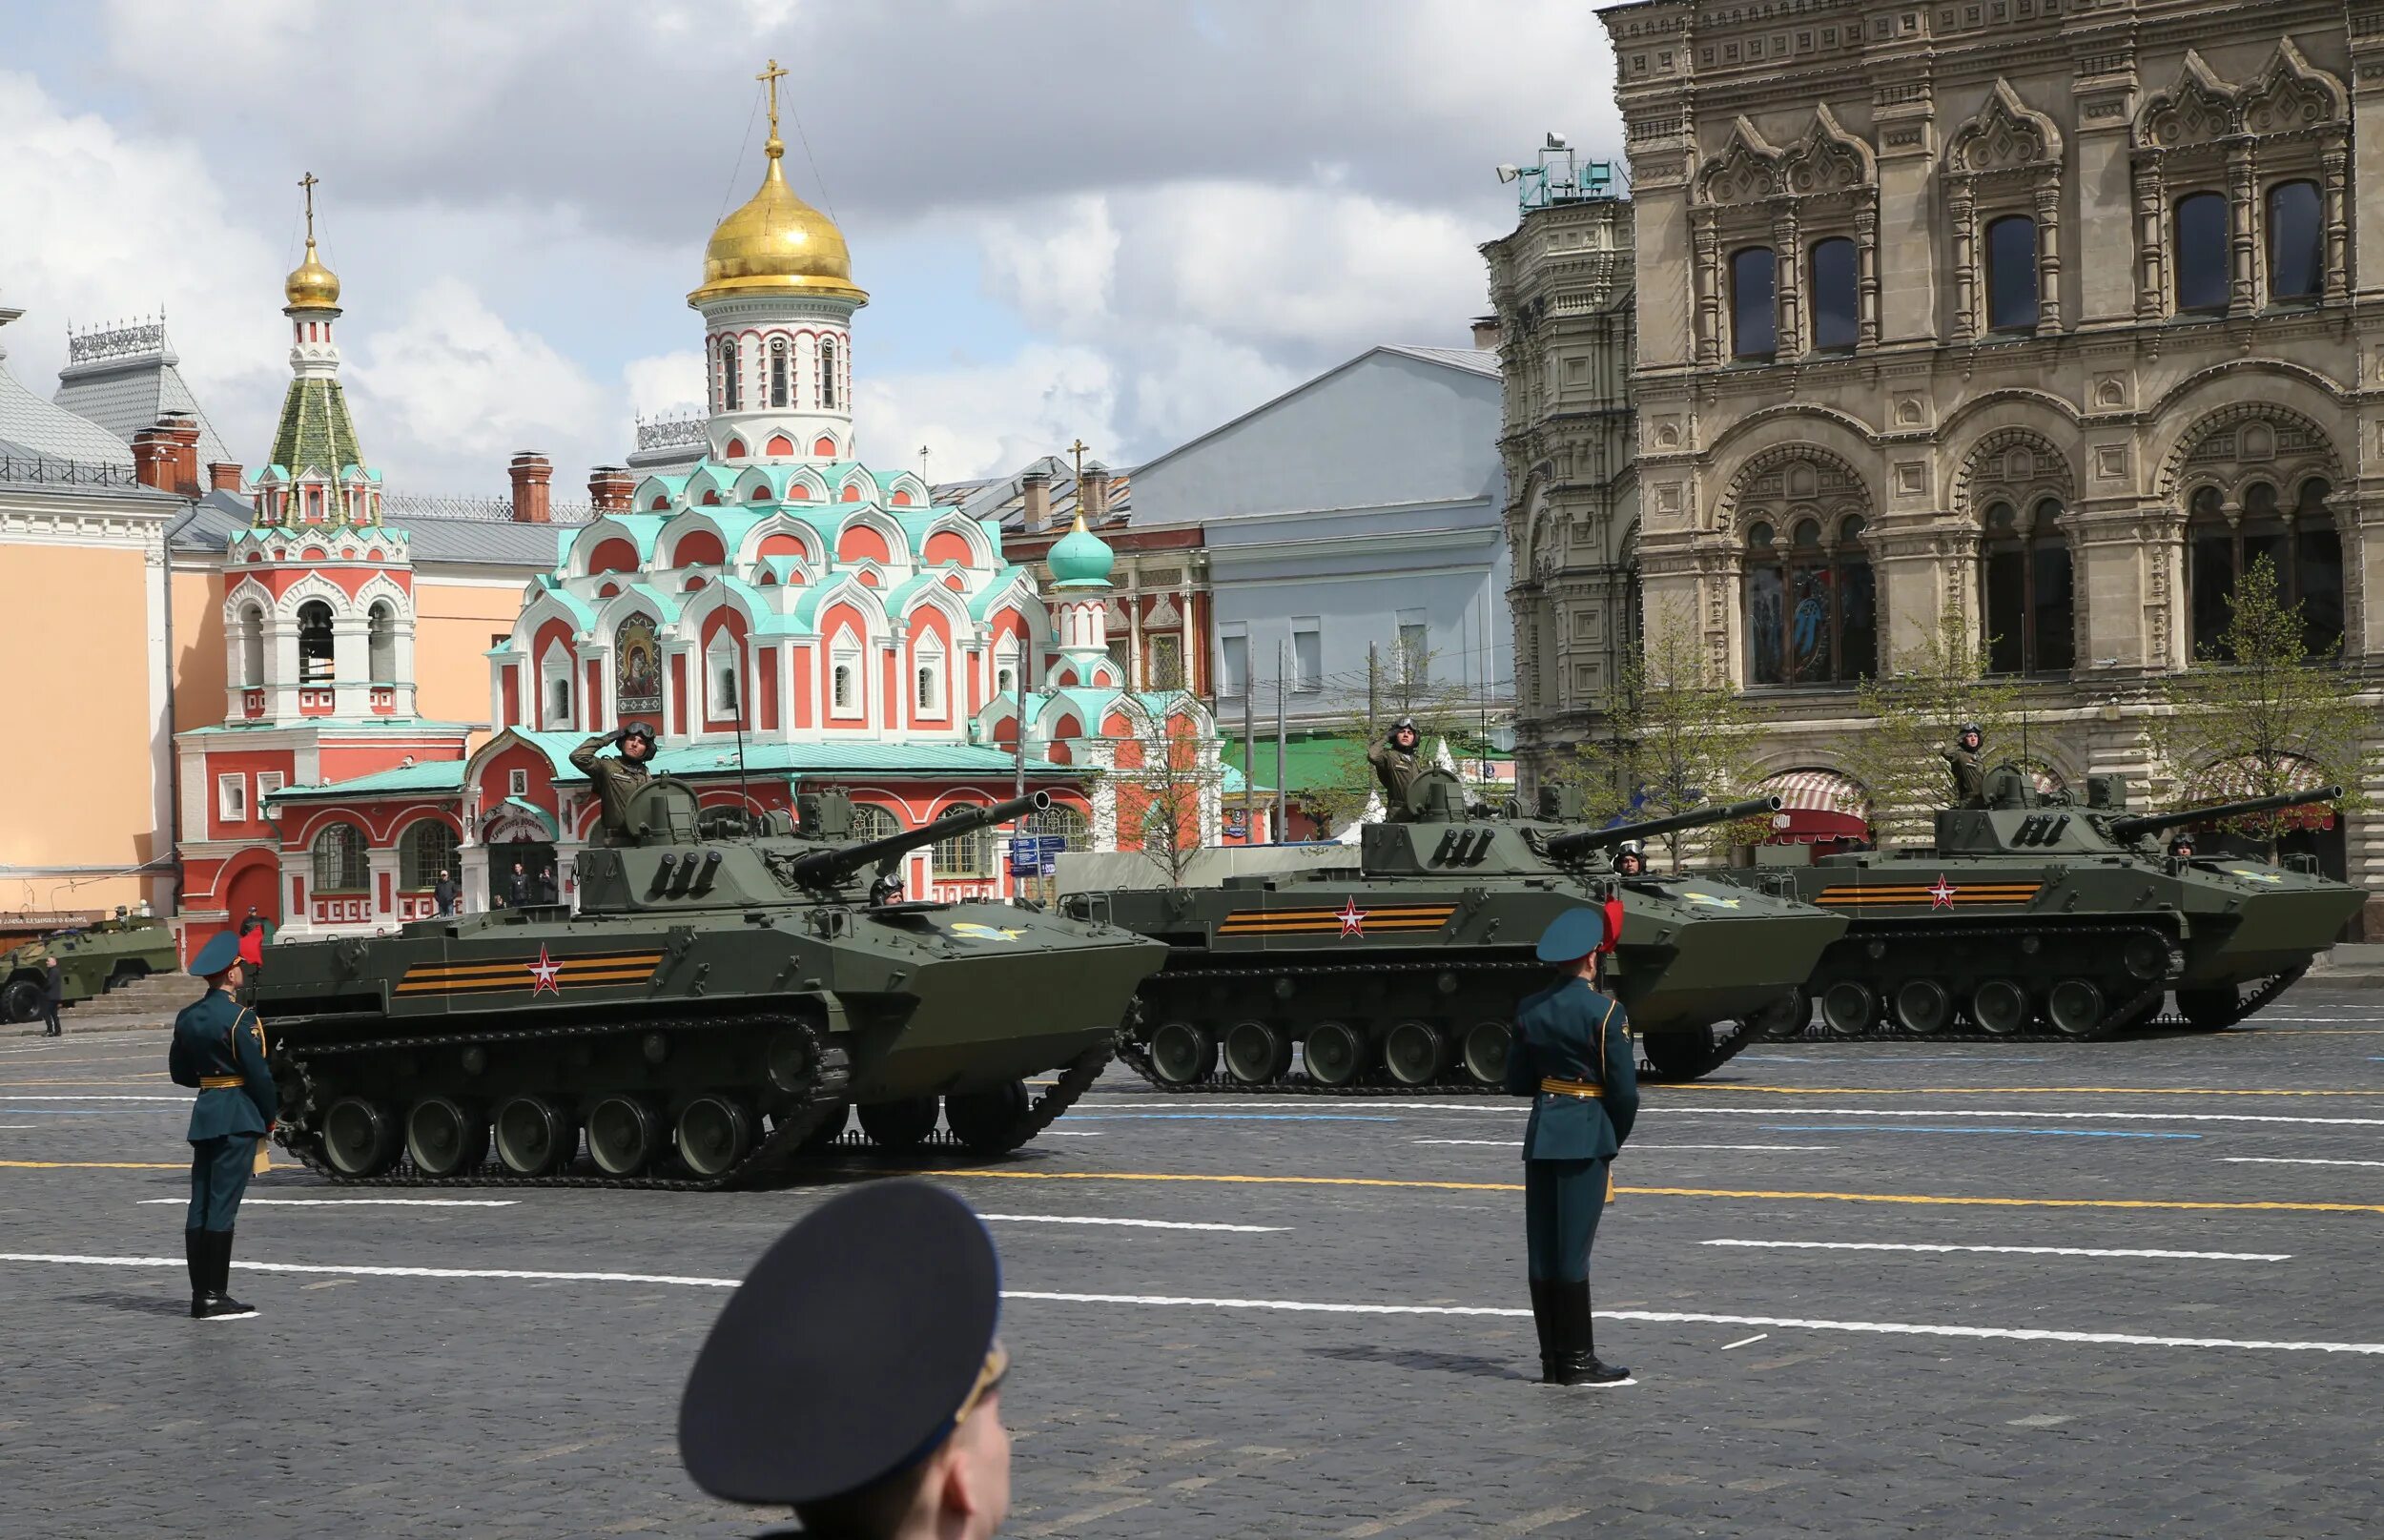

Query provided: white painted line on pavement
[7,1253,2381,1356]
[1703,1239,2291,1263]
[1666,1105,2384,1128]
[1412,1140,1838,1151]
[1720,1334,1768,1350]
[2222,1157,2384,1169]
[1041,1131,1103,1137]
[978,1214,1285,1233]
[135,1198,521,1208]
[0,1095,183,1102]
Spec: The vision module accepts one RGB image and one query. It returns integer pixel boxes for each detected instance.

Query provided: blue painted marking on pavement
[1064,1114,1400,1122]
[1763,1124,2201,1140]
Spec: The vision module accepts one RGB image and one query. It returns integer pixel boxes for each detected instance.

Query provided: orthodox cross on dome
[298,171,319,241]
[757,58,789,146]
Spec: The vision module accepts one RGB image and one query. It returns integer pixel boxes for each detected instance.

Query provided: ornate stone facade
[1497,0,2384,909]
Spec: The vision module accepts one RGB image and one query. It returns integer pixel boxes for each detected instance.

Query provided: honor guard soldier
[681,1181,1014,1539]
[1367,715,1424,821]
[571,720,659,842]
[167,931,277,1320]
[1942,721,1987,809]
[1505,908,1639,1386]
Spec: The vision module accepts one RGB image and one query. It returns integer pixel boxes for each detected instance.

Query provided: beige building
[1496,0,2384,909]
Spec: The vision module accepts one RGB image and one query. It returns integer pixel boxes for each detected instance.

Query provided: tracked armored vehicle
[1736,769,2363,1041]
[1073,775,1848,1090]
[257,783,1168,1189]
[0,910,177,1023]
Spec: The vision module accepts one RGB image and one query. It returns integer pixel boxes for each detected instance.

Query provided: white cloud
[623,349,706,421]
[855,343,1117,484]
[978,195,1119,337]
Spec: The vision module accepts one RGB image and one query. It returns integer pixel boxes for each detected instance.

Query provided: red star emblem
[1335,897,1368,937]
[1927,876,1958,910]
[525,943,563,996]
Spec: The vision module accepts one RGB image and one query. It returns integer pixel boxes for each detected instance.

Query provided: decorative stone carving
[1696,117,1785,206]
[1780,104,1876,195]
[2137,51,2238,148]
[1946,79,2065,174]
[2240,37,2349,133]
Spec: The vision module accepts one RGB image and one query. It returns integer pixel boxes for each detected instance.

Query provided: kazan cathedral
[175,81,1218,951]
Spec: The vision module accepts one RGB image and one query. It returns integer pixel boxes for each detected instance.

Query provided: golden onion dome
[690,134,867,306]
[283,236,340,309]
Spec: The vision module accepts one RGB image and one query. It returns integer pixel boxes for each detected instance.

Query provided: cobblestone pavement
[7,990,2384,1538]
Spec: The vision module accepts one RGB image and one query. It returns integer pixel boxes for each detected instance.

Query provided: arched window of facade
[1981,500,2075,674]
[1744,515,1876,687]
[832,662,856,714]
[1984,216,2039,331]
[2292,478,2345,655]
[237,605,265,687]
[2195,478,2349,659]
[1026,803,1091,852]
[847,803,899,841]
[2187,485,2235,658]
[1729,248,1777,361]
[719,337,742,412]
[769,336,789,408]
[297,600,335,684]
[311,821,368,893]
[399,820,458,891]
[2269,180,2323,304]
[2173,192,2230,313]
[819,337,840,410]
[366,602,397,683]
[931,800,993,878]
[1809,237,1858,353]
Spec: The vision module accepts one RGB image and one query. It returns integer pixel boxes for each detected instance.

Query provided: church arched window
[718,337,742,412]
[1745,515,1876,687]
[237,605,265,688]
[1026,802,1091,852]
[311,821,368,894]
[847,803,899,841]
[1981,500,2074,674]
[770,336,789,409]
[931,800,994,879]
[398,820,458,892]
[367,602,397,683]
[297,600,335,685]
[820,336,839,410]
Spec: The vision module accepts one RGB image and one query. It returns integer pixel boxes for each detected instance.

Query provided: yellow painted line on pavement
[932,1168,2384,1215]
[1662,1084,2384,1098]
[0,1160,187,1170]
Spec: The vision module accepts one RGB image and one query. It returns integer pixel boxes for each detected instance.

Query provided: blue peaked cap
[189,932,243,976]
[1534,907,1607,962]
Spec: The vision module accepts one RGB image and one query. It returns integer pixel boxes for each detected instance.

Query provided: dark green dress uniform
[168,931,277,1320]
[1506,907,1639,1386]
[1942,725,1987,808]
[1367,718,1422,821]
[570,723,657,842]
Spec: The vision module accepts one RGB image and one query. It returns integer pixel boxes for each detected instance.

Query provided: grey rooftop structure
[51,319,234,469]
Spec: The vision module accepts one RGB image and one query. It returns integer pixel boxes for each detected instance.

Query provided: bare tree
[1103,692,1224,886]
[1840,602,2022,847]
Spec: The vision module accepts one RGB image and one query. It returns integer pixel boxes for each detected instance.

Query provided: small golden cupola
[283,172,341,309]
[691,62,867,306]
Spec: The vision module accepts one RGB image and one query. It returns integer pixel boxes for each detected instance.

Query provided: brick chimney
[1081,463,1112,525]
[208,462,244,492]
[1020,467,1051,532]
[508,452,553,523]
[1470,316,1503,351]
[132,413,201,495]
[587,465,634,513]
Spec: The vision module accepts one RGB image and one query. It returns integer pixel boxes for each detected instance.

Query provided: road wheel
[2176,986,2241,1033]
[322,1096,401,1177]
[675,1095,756,1179]
[1145,1020,1216,1086]
[857,1096,939,1151]
[1458,1020,1511,1086]
[1304,1020,1369,1087]
[794,1101,851,1153]
[1382,1019,1448,1086]
[404,1096,488,1180]
[2045,978,2107,1038]
[586,1094,664,1176]
[1223,1020,1291,1085]
[0,977,42,1023]
[1969,978,2032,1037]
[1893,978,1953,1036]
[2121,934,2169,982]
[1750,987,1810,1041]
[1641,1026,1744,1082]
[1819,980,1875,1037]
[107,960,150,992]
[492,1095,575,1178]
[946,1081,1035,1154]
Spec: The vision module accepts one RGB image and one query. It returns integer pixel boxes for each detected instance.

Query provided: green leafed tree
[2141,553,2373,852]
[1547,606,1771,870]
[1839,602,2022,847]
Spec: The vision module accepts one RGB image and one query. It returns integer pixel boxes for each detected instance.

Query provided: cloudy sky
[1,0,1622,496]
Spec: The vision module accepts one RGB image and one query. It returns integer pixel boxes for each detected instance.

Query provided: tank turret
[1543,797,1783,864]
[1933,780,2344,858]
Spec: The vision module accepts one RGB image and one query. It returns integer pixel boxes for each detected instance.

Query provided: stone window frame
[1943,79,2065,343]
[2129,42,2351,322]
[2160,402,2352,662]
[1690,107,1880,367]
[1960,431,2081,676]
[1722,445,1880,688]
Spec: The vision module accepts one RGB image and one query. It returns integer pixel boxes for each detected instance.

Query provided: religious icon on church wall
[616,613,663,717]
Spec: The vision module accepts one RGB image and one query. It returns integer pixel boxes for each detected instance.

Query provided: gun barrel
[1544,795,1783,861]
[2109,785,2344,844]
[788,790,1052,885]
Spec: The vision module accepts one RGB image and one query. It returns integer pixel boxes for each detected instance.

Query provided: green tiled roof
[268,378,365,478]
[268,759,468,801]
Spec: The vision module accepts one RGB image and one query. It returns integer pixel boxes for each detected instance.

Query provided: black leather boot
[185,1231,208,1318]
[1567,1282,1632,1386]
[1529,1279,1564,1383]
[195,1230,256,1320]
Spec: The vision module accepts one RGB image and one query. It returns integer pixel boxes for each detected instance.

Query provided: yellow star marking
[949,922,1027,943]
[1680,890,1744,909]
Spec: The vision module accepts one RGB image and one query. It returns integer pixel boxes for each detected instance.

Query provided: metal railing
[381,493,596,524]
[0,454,139,487]
[636,413,708,450]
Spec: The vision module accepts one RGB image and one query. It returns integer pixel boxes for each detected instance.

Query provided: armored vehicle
[1737,769,2363,1040]
[256,783,1168,1189]
[0,910,177,1023]
[1072,774,1848,1089]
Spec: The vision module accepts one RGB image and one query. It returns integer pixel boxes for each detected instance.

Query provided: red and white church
[175,79,1219,956]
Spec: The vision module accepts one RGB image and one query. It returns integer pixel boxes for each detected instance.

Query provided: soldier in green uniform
[570,720,658,842]
[1505,907,1639,1386]
[167,931,277,1320]
[681,1181,1014,1538]
[1942,721,1987,808]
[1367,715,1423,821]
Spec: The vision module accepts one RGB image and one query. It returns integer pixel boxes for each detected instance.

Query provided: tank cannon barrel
[1544,795,1783,862]
[785,791,1053,887]
[2108,785,2343,845]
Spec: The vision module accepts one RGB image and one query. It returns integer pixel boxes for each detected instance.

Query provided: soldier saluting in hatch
[572,721,659,843]
[1942,721,1987,809]
[1367,716,1424,823]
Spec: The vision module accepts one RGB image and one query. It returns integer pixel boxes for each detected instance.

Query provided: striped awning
[1761,769,1867,814]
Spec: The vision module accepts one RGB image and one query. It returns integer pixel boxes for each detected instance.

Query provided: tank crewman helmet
[621,721,657,745]
[1611,838,1645,873]
[1957,721,1983,746]
[189,931,244,980]
[1390,714,1418,740]
[680,1181,1006,1509]
[1533,906,1608,965]
[2169,833,2197,857]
